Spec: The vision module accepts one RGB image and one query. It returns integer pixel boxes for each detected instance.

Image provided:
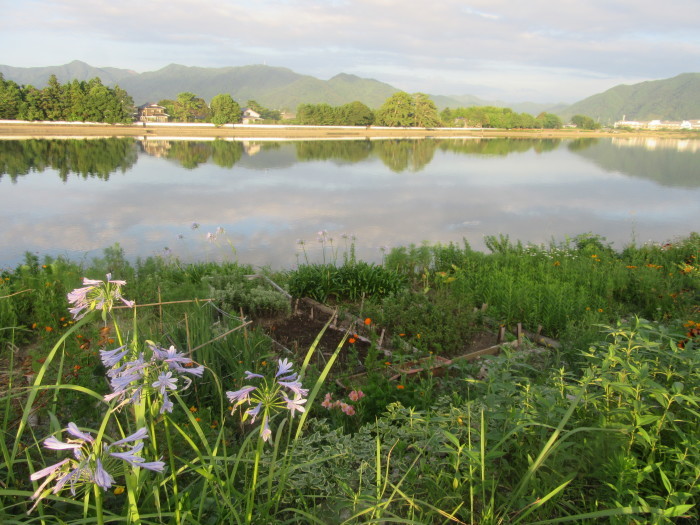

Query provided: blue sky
[1,0,698,103]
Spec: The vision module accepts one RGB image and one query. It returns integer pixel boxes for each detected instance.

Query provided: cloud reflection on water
[1,137,699,270]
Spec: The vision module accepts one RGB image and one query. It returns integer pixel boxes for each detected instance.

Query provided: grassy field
[0,233,698,523]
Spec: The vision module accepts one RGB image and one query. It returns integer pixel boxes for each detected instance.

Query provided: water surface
[1,136,698,270]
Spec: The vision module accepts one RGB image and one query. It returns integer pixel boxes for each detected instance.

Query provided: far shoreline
[1,121,699,140]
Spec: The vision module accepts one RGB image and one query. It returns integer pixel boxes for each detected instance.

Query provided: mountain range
[1,60,698,123]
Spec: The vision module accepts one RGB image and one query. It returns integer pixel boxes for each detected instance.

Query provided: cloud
[1,0,698,101]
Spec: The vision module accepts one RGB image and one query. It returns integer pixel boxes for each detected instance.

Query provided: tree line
[296,92,582,129]
[0,74,134,123]
[0,73,599,129]
[156,94,282,125]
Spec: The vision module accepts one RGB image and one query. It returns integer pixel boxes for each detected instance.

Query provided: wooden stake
[158,286,163,333]
[184,313,191,357]
[497,325,506,343]
[240,307,247,342]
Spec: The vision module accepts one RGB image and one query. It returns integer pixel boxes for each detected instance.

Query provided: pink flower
[321,393,334,408]
[348,390,365,402]
[340,403,355,416]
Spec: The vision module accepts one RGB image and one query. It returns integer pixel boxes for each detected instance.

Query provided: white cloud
[1,0,698,102]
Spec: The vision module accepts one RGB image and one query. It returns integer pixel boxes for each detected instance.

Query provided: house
[241,108,262,124]
[614,118,700,130]
[136,103,169,123]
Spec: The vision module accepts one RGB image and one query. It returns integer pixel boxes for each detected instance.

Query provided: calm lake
[1,136,699,270]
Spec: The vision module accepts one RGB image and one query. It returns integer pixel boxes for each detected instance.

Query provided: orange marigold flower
[195,417,202,422]
[45,326,53,332]
[189,406,198,413]
[397,385,405,390]
[364,318,371,325]
[348,337,356,344]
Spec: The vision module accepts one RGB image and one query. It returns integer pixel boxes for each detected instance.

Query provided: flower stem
[246,436,264,524]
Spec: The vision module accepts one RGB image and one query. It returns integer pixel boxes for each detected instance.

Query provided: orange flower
[195,417,202,422]
[397,385,405,390]
[348,337,356,344]
[189,406,198,413]
[45,326,53,332]
[364,318,371,326]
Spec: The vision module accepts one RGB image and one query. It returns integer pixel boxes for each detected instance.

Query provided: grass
[0,232,698,523]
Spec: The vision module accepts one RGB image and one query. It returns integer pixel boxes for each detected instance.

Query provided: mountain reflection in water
[1,137,698,269]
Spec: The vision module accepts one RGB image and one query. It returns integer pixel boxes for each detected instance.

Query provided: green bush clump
[287,261,405,302]
[205,271,290,318]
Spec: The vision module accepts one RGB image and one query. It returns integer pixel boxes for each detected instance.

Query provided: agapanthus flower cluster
[321,390,365,416]
[226,358,308,442]
[67,273,135,320]
[30,423,163,510]
[101,342,204,413]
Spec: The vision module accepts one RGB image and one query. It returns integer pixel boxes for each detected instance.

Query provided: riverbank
[1,120,698,139]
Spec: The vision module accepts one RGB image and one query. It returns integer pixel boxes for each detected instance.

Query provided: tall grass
[0,233,698,523]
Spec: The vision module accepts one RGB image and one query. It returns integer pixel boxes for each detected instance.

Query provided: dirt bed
[1,122,696,140]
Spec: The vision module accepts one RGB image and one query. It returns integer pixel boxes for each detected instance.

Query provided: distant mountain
[0,60,136,87]
[558,73,700,124]
[2,61,697,121]
[0,61,399,110]
[0,60,560,113]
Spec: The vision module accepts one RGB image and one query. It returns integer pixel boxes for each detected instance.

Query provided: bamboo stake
[185,313,191,356]
[189,321,253,353]
[113,298,214,309]
[0,288,33,300]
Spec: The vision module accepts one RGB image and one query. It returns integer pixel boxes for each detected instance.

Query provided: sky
[1,0,699,103]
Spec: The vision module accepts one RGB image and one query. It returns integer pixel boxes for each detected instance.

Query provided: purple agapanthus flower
[29,424,163,512]
[100,343,205,413]
[226,358,308,443]
[66,274,135,320]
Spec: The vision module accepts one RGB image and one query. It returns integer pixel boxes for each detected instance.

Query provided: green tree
[571,114,600,130]
[210,93,241,126]
[0,74,22,119]
[172,92,210,122]
[339,101,374,126]
[536,112,562,129]
[412,93,441,127]
[375,92,415,127]
[41,74,68,120]
[17,86,45,121]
